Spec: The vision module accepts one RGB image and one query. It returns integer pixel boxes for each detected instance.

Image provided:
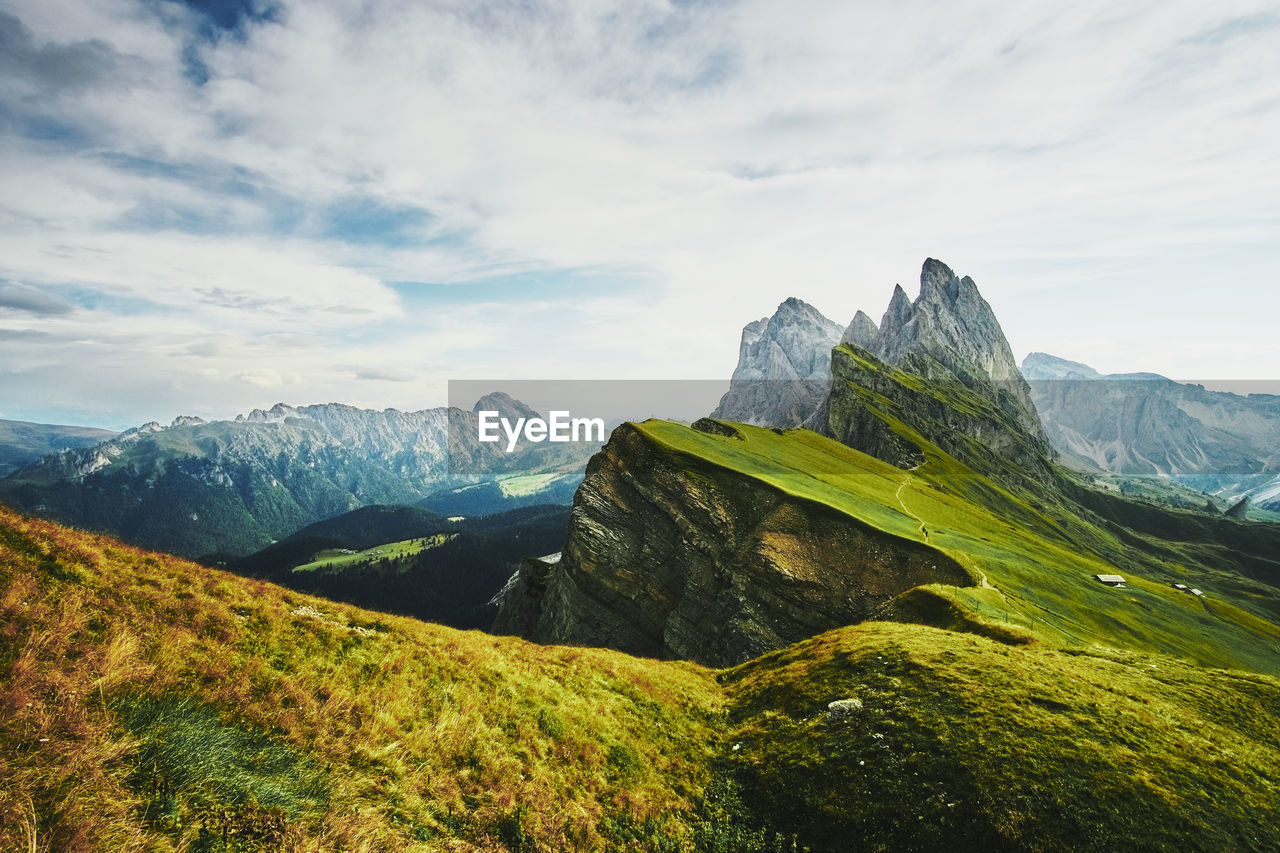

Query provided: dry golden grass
[0,507,725,851]
[6,505,1280,853]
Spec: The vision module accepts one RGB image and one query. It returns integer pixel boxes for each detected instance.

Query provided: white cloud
[0,0,1278,425]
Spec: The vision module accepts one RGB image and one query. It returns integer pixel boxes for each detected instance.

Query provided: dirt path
[895,476,929,541]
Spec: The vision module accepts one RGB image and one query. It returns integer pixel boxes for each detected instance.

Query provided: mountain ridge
[1023,352,1280,512]
[498,259,1280,677]
[0,397,592,557]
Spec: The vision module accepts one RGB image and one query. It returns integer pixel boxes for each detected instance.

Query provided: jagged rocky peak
[712,297,844,427]
[1021,353,1103,381]
[472,391,540,421]
[729,297,844,383]
[871,259,1023,386]
[170,415,208,428]
[876,284,915,349]
[120,421,164,438]
[237,403,300,424]
[841,310,879,349]
[822,259,1057,483]
[852,258,1046,441]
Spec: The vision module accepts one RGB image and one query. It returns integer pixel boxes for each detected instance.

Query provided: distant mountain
[0,418,118,477]
[1024,353,1280,512]
[0,401,593,557]
[712,297,844,427]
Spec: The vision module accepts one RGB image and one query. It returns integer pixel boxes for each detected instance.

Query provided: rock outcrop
[1023,352,1280,510]
[822,260,1056,485]
[841,310,879,349]
[1226,496,1250,519]
[494,420,971,667]
[712,297,845,428]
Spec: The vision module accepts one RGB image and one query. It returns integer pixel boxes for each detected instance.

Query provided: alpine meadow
[2,2,1279,852]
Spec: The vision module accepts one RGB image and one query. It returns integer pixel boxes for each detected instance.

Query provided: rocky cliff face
[712,297,845,428]
[863,259,1045,440]
[821,260,1056,486]
[494,420,971,667]
[1023,353,1280,510]
[826,344,1061,486]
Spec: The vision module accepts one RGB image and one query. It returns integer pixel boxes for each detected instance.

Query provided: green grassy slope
[722,622,1280,853]
[0,506,722,851]
[292,534,456,572]
[635,419,1280,675]
[4,508,1280,852]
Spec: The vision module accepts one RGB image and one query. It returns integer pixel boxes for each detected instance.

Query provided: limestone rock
[841,310,879,350]
[494,421,972,668]
[827,697,864,720]
[712,297,844,428]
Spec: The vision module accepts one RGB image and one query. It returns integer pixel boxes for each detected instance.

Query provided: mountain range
[0,396,594,558]
[498,259,1280,673]
[5,257,1280,851]
[714,260,1046,443]
[0,418,118,478]
[1024,352,1280,512]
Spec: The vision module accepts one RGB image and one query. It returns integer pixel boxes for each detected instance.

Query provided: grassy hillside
[635,419,1280,675]
[723,622,1280,852]
[291,534,456,573]
[230,504,571,630]
[0,419,118,478]
[0,506,723,851]
[3,507,1280,851]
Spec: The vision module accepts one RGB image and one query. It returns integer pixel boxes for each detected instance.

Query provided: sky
[0,0,1277,430]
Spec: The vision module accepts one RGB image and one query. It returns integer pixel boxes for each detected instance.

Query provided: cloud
[0,229,403,329]
[0,11,144,93]
[351,366,416,383]
[0,281,73,315]
[234,367,298,389]
[0,0,1278,426]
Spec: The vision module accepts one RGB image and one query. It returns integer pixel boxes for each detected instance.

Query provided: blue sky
[0,0,1277,429]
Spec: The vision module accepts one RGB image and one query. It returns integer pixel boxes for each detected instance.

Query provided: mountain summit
[821,259,1055,484]
[714,260,1043,441]
[859,258,1043,439]
[712,297,844,427]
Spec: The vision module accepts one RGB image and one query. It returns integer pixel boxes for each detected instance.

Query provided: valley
[2,258,1278,852]
[5,506,1280,852]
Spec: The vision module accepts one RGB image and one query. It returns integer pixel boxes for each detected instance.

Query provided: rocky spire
[876,284,915,350]
[867,259,1044,439]
[713,297,844,427]
[841,310,879,350]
